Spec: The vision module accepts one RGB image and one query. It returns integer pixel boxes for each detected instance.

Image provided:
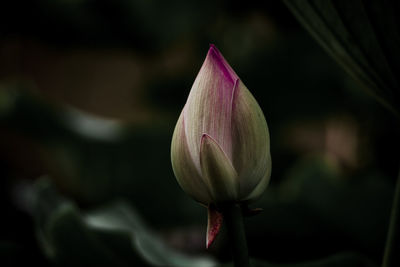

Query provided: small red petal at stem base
[206,205,223,249]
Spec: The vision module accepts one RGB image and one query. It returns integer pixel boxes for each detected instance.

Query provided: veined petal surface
[171,44,271,206]
[231,81,271,200]
[200,134,239,202]
[171,111,213,204]
[184,45,238,173]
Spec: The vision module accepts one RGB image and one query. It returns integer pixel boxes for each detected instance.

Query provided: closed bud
[171,44,271,206]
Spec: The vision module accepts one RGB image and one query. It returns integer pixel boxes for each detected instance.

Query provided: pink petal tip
[206,44,238,83]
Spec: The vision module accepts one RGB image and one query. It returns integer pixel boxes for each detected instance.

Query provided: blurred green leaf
[32,178,378,267]
[284,0,400,116]
[85,203,215,267]
[0,90,202,227]
[33,178,216,267]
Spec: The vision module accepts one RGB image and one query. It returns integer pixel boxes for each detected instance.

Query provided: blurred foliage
[1,1,399,267]
[284,0,400,116]
[32,173,379,267]
[33,178,215,267]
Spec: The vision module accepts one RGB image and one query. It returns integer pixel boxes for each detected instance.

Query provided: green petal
[244,164,271,201]
[231,81,271,200]
[200,134,238,202]
[171,111,213,204]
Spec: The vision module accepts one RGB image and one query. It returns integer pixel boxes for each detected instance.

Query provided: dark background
[0,0,399,266]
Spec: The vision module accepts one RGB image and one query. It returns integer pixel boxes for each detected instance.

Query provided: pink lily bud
[171,44,271,206]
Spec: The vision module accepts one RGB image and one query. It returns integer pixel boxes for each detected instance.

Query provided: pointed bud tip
[207,44,222,62]
[206,44,237,83]
[208,44,220,56]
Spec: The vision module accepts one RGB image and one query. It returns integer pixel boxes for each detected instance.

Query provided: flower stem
[221,203,250,267]
[383,167,400,267]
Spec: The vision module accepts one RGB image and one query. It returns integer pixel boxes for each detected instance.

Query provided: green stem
[221,203,250,267]
[383,167,400,267]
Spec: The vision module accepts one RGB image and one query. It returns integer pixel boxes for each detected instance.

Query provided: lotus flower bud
[171,44,271,206]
